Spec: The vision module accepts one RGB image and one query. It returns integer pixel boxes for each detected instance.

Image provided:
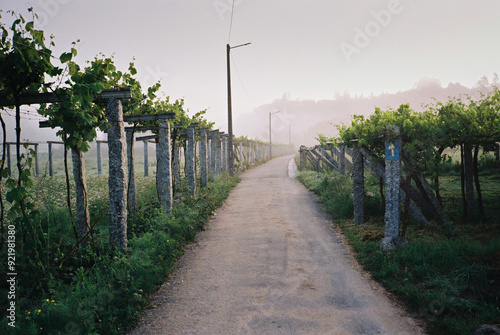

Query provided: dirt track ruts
[129,155,424,335]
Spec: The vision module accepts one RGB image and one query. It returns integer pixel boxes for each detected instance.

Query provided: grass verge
[298,170,500,335]
[0,173,240,334]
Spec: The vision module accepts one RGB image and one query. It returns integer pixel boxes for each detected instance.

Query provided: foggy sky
[1,0,500,143]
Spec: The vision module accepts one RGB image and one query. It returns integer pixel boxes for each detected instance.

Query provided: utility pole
[269,111,280,159]
[227,42,250,175]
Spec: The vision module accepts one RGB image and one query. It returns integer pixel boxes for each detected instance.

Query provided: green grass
[297,169,500,335]
[0,172,240,334]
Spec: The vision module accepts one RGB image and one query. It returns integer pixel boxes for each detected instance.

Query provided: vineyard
[0,9,292,334]
[298,93,500,334]
[2,6,500,335]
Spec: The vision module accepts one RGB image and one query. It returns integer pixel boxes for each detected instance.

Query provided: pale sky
[2,0,500,136]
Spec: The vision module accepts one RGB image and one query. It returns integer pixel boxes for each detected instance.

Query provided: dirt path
[129,155,424,335]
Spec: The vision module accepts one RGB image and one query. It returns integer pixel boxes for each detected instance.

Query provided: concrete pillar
[186,125,196,195]
[157,120,173,213]
[126,130,137,216]
[200,129,208,187]
[352,140,364,224]
[106,99,128,250]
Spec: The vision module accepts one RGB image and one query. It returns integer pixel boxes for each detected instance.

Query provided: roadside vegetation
[0,172,240,334]
[298,153,500,335]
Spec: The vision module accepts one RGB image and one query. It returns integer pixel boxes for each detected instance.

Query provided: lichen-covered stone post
[381,126,403,250]
[173,142,180,188]
[250,142,254,164]
[221,134,227,172]
[248,142,253,165]
[157,120,173,213]
[186,125,196,195]
[238,142,243,168]
[96,141,102,175]
[200,129,208,187]
[210,131,217,179]
[251,142,256,165]
[207,136,212,176]
[299,146,306,170]
[126,130,137,216]
[352,140,364,224]
[143,141,149,177]
[106,99,128,249]
[339,145,346,175]
[215,132,222,177]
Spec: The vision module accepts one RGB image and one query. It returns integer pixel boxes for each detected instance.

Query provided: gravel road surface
[129,155,424,335]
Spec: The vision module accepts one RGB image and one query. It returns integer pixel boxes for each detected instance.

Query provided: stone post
[173,142,180,188]
[252,142,256,165]
[200,129,208,187]
[238,142,243,169]
[215,132,222,177]
[126,130,137,216]
[207,136,211,176]
[352,140,364,224]
[47,143,52,177]
[381,126,405,251]
[299,146,306,170]
[210,131,217,179]
[143,141,149,177]
[157,120,173,213]
[106,99,128,249]
[339,145,346,175]
[33,144,38,176]
[221,134,227,172]
[186,125,196,195]
[97,141,102,175]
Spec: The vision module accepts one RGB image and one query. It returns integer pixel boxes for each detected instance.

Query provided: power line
[230,54,265,120]
[228,0,236,44]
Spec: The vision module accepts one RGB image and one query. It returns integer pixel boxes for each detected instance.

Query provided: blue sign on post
[385,139,400,161]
